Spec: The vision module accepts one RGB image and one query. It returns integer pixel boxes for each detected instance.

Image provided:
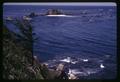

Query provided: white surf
[46,14,76,17]
[68,69,88,76]
[60,57,71,63]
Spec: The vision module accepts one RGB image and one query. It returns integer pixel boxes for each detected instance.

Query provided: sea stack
[46,9,63,15]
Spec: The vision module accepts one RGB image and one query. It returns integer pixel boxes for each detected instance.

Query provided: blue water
[3,5,117,79]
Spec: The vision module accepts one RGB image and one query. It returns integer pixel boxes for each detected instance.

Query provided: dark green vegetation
[3,20,68,80]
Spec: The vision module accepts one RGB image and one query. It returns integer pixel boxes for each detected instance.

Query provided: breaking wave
[43,53,112,79]
[46,14,77,17]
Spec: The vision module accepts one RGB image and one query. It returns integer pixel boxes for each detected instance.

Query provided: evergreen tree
[3,20,40,79]
[12,19,38,65]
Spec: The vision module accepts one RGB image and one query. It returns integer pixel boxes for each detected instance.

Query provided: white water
[46,14,76,17]
[60,57,78,64]
[100,63,105,69]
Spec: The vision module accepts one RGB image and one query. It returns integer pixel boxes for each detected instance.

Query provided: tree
[3,20,39,79]
[12,19,38,65]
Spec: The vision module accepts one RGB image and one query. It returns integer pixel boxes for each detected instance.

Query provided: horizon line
[3,2,116,6]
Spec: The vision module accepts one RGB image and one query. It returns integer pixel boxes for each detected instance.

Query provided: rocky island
[46,9,64,15]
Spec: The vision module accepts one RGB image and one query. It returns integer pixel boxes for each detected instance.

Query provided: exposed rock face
[28,12,37,17]
[55,64,68,79]
[46,9,63,15]
[39,63,68,79]
[68,73,77,79]
[56,64,64,71]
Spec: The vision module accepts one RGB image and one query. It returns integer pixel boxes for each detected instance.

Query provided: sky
[4,2,116,6]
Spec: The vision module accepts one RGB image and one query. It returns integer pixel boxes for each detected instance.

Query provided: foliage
[3,19,68,80]
[3,20,43,79]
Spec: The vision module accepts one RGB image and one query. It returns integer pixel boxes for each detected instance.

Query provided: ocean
[3,5,117,79]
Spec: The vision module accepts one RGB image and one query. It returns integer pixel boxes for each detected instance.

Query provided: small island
[46,9,64,15]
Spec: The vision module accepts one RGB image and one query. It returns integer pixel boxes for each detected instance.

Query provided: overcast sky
[4,2,116,6]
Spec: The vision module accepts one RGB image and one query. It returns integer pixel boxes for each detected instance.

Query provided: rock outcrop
[3,20,77,80]
[46,9,63,15]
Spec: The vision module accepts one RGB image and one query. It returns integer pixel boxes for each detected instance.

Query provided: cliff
[3,20,69,80]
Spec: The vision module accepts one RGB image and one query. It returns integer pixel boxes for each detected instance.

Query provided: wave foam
[59,57,78,64]
[68,69,88,76]
[46,15,76,17]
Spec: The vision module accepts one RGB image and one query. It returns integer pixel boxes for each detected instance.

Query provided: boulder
[68,73,77,79]
[29,12,36,17]
[56,63,64,71]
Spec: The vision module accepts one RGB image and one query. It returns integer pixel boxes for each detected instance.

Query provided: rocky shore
[3,19,77,80]
[29,55,78,79]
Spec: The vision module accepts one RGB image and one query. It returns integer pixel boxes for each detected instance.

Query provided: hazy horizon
[4,2,116,6]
